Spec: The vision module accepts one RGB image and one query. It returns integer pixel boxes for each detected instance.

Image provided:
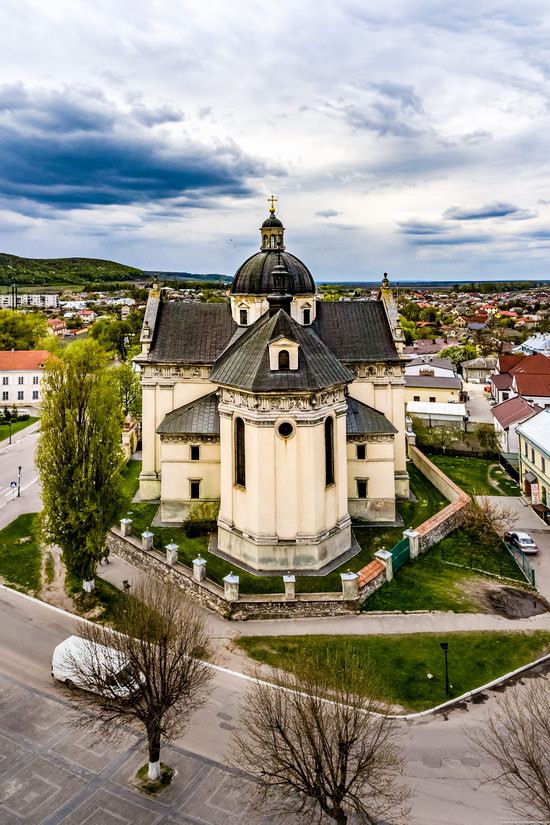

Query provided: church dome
[230,250,315,295]
[230,197,316,295]
[261,215,283,228]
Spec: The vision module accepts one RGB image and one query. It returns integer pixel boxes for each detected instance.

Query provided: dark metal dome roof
[230,250,316,295]
[261,216,284,228]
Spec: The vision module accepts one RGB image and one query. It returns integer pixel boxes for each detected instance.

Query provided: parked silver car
[504,531,538,555]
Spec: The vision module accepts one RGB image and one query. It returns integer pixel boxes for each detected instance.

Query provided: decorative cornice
[160,434,220,443]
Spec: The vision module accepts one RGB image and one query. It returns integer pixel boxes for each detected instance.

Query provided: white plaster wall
[290,296,317,324]
[160,441,221,503]
[230,295,268,325]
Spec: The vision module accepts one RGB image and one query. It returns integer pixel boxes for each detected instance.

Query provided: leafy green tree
[36,340,127,590]
[0,310,47,349]
[89,318,132,359]
[439,343,478,369]
[476,423,499,454]
[110,362,142,419]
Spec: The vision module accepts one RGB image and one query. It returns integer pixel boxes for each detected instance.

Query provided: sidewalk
[100,553,550,639]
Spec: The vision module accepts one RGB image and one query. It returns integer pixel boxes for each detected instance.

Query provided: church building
[136,201,408,573]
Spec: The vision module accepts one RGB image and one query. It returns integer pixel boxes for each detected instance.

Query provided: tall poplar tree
[36,339,127,590]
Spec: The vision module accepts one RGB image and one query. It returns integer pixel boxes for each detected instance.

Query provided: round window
[277,421,294,438]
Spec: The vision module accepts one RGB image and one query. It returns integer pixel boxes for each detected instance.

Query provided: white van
[51,635,140,698]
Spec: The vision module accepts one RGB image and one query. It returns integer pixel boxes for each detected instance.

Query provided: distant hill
[144,270,232,284]
[0,253,143,285]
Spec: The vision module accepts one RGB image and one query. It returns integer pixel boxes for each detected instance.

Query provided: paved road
[0,421,41,529]
[482,494,550,601]
[0,586,515,824]
[464,382,493,424]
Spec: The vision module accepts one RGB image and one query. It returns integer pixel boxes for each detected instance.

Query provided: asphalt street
[0,585,514,825]
[0,421,41,529]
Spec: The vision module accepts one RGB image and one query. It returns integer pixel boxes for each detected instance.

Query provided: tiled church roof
[157,391,220,436]
[346,397,397,435]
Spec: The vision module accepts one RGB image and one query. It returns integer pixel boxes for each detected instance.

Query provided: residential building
[407,401,467,428]
[404,374,461,405]
[404,357,456,378]
[490,353,550,406]
[517,408,550,522]
[491,396,540,454]
[47,318,67,336]
[0,350,50,413]
[461,356,497,383]
[0,293,60,310]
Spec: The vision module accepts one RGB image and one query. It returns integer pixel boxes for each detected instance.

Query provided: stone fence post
[165,543,179,566]
[141,530,154,551]
[223,572,239,602]
[283,573,296,600]
[193,555,206,583]
[120,517,132,537]
[340,571,359,599]
[403,528,420,559]
[374,549,393,582]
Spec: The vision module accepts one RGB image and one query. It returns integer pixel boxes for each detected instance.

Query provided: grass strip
[236,631,550,712]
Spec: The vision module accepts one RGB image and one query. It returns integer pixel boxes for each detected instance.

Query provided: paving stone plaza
[0,673,281,825]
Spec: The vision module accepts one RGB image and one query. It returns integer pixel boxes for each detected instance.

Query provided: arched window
[235,417,246,487]
[325,417,334,486]
[270,235,276,248]
[263,234,268,247]
[278,349,290,370]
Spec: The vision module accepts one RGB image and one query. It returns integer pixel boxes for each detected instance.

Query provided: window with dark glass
[278,349,290,370]
[357,479,367,499]
[190,480,200,499]
[325,417,334,486]
[303,308,311,325]
[235,417,246,487]
[413,395,420,402]
[239,309,248,326]
[190,445,200,461]
[356,444,366,460]
[429,396,436,403]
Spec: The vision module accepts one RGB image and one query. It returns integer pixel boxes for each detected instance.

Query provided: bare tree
[230,648,410,824]
[429,426,460,453]
[468,677,550,821]
[61,578,213,781]
[466,496,518,542]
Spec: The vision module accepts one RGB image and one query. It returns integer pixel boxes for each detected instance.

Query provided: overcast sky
[1,1,550,281]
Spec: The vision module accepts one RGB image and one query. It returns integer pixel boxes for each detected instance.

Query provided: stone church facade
[136,203,408,572]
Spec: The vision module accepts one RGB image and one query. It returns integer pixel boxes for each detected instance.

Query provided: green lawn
[429,455,520,496]
[236,631,550,711]
[362,528,526,613]
[118,461,449,595]
[0,512,41,593]
[0,417,38,443]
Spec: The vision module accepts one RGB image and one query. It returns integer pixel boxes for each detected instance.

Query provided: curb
[2,582,549,720]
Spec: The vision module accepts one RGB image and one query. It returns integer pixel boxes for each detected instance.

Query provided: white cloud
[0,0,550,278]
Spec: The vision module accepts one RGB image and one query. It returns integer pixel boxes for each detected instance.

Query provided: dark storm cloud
[443,202,536,220]
[0,85,274,211]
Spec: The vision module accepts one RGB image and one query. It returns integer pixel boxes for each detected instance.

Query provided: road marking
[0,476,38,510]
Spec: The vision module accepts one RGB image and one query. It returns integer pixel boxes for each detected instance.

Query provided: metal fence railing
[504,542,536,587]
[390,537,410,572]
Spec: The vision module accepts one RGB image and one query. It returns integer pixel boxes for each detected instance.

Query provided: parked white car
[51,635,140,697]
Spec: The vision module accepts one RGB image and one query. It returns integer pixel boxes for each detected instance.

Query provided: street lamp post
[440,642,450,696]
[8,418,11,445]
[17,465,21,497]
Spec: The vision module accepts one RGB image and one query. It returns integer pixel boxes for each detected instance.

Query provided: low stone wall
[407,446,471,553]
[107,529,361,620]
[409,444,465,503]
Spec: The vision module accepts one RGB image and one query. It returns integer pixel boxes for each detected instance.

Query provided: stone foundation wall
[107,528,362,620]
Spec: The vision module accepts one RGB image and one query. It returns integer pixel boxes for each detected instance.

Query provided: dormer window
[278,350,290,370]
[239,309,248,326]
[303,308,311,325]
[269,337,299,371]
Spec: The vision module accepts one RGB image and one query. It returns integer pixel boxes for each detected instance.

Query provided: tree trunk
[148,729,161,781]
